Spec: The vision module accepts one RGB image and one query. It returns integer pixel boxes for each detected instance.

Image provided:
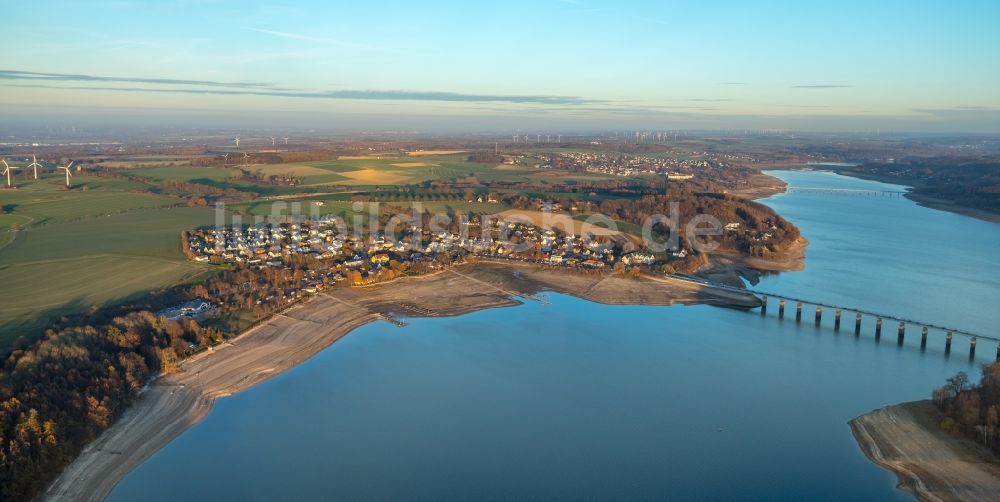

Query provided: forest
[0,262,326,501]
[0,311,214,500]
[932,362,1000,455]
[838,157,1000,215]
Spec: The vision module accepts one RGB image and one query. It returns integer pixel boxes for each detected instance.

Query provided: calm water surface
[110,170,1000,501]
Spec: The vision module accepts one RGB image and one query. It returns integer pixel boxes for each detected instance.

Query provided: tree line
[0,311,217,500]
[932,362,1000,454]
[0,261,330,501]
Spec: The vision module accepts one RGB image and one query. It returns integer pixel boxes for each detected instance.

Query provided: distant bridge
[785,186,906,197]
[672,274,998,359]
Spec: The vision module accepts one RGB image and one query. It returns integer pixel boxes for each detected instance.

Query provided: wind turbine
[270,136,276,147]
[57,161,74,188]
[234,136,241,151]
[27,155,43,180]
[221,153,230,167]
[242,152,250,167]
[2,159,20,188]
[282,137,289,145]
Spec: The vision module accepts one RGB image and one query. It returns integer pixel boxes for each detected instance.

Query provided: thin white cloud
[1,80,600,106]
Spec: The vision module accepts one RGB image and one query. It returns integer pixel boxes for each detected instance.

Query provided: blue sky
[2,0,999,132]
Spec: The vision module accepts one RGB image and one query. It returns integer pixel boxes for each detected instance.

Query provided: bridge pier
[724,287,985,354]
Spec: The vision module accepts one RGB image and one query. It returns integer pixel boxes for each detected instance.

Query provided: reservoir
[108,170,1000,501]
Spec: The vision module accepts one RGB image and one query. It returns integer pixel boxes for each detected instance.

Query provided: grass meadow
[0,173,220,349]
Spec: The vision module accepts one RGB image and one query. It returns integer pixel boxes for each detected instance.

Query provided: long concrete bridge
[674,275,997,360]
[785,186,906,197]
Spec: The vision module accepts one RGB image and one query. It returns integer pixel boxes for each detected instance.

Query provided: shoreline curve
[44,262,760,502]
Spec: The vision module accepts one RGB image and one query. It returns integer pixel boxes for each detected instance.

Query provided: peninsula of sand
[851,401,1000,502]
[44,262,761,502]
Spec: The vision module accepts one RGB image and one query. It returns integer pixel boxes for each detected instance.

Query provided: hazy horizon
[3,0,1000,134]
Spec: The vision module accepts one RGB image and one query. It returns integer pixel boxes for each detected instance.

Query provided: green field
[0,214,28,248]
[0,256,210,343]
[0,175,222,349]
[125,154,606,193]
[1,189,178,225]
[402,201,509,215]
[129,166,236,182]
[573,214,646,237]
[124,154,545,195]
[0,206,220,264]
[127,166,319,196]
[280,155,538,186]
[95,154,204,169]
[228,199,358,220]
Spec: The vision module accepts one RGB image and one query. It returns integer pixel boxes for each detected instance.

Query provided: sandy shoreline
[850,401,1000,502]
[730,171,789,200]
[44,263,759,501]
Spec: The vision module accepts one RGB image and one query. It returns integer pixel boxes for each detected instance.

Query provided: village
[181,216,658,305]
[553,151,737,178]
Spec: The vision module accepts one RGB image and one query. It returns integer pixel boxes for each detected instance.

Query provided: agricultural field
[406,150,467,156]
[124,154,569,193]
[496,187,614,202]
[94,154,205,169]
[403,201,509,215]
[127,166,317,196]
[0,256,210,348]
[0,187,179,226]
[0,214,26,248]
[0,174,222,349]
[287,154,537,186]
[228,199,358,221]
[572,214,646,238]
[129,166,236,182]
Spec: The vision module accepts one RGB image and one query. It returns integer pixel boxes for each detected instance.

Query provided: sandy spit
[850,401,1000,502]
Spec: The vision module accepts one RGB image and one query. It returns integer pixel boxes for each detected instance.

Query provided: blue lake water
[757,170,1000,337]
[109,170,1000,501]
